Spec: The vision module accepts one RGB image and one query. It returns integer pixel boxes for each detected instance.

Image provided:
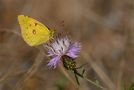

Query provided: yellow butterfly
[18,15,54,46]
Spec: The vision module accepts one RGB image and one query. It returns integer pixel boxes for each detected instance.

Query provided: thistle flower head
[44,34,81,69]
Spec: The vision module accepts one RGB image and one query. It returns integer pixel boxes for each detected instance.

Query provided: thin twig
[83,53,116,90]
[83,76,108,90]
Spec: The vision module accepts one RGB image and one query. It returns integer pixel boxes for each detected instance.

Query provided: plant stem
[83,76,108,90]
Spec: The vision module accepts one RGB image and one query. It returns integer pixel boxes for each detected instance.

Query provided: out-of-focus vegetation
[0,0,134,90]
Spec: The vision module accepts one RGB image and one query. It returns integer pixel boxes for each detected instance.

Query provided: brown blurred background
[0,0,134,90]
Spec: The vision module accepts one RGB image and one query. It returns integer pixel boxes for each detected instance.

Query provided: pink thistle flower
[44,34,81,69]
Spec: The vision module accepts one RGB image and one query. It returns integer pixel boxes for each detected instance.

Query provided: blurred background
[0,0,134,90]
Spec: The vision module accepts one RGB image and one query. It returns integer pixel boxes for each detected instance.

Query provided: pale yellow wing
[18,15,53,46]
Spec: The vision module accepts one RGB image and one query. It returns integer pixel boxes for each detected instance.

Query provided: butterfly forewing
[18,15,53,46]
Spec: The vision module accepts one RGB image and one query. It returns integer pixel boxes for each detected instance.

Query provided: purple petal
[66,42,81,59]
[47,51,55,57]
[47,56,61,69]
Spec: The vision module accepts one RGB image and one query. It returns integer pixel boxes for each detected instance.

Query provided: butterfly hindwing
[18,15,53,46]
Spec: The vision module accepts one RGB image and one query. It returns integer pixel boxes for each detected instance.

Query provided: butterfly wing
[18,15,53,46]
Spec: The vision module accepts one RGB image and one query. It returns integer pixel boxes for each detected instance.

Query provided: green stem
[83,76,108,90]
[73,69,107,90]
